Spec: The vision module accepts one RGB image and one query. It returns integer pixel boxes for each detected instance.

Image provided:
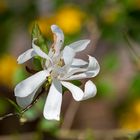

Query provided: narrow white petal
[63,46,75,66]
[87,55,99,71]
[71,58,88,67]
[61,67,87,80]
[61,80,96,101]
[64,73,93,80]
[15,70,49,97]
[63,56,100,80]
[51,25,64,55]
[68,40,90,52]
[51,25,64,44]
[17,49,36,64]
[43,79,62,121]
[32,39,52,62]
[16,88,38,108]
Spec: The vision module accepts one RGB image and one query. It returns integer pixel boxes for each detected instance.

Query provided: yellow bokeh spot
[134,0,140,9]
[133,100,140,116]
[120,100,140,130]
[0,55,19,87]
[55,6,85,34]
[0,0,8,13]
[29,6,85,36]
[128,0,140,9]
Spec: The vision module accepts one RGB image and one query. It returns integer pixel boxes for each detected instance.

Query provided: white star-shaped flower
[14,25,100,121]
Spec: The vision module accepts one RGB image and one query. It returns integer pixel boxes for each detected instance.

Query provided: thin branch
[0,112,19,120]
[20,87,45,114]
[61,99,80,130]
[0,87,48,121]
[123,32,139,62]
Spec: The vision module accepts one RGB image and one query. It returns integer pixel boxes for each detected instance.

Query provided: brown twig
[0,87,48,121]
[0,112,19,120]
[123,32,139,62]
[61,100,80,130]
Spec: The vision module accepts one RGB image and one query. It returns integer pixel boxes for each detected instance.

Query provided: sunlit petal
[15,70,49,97]
[32,39,52,63]
[87,55,100,71]
[17,49,36,64]
[63,56,100,80]
[71,58,88,67]
[63,46,75,66]
[51,25,64,55]
[61,80,96,101]
[43,79,62,121]
[68,40,90,52]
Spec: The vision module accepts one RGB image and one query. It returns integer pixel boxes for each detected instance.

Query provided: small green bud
[31,22,49,53]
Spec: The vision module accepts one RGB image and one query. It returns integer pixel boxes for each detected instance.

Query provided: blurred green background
[0,0,140,139]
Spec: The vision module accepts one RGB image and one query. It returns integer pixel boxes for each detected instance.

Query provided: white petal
[51,25,64,55]
[43,79,62,121]
[61,67,87,80]
[51,25,64,44]
[63,56,100,80]
[71,58,88,67]
[63,46,75,66]
[68,40,90,52]
[32,39,52,63]
[15,70,49,97]
[16,88,38,108]
[17,49,36,64]
[87,55,99,71]
[61,80,96,101]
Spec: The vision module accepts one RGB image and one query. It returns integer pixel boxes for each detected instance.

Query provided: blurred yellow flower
[133,0,140,9]
[0,55,19,87]
[0,0,8,13]
[55,6,85,34]
[101,6,121,24]
[127,0,140,9]
[30,6,85,36]
[120,100,140,130]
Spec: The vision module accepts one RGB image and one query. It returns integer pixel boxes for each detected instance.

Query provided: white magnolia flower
[14,25,100,121]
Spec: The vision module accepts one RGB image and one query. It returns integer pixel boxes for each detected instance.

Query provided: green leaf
[32,23,42,39]
[33,57,42,71]
[31,23,48,53]
[6,99,21,113]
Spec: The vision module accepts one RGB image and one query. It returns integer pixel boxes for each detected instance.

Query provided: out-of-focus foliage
[0,98,10,115]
